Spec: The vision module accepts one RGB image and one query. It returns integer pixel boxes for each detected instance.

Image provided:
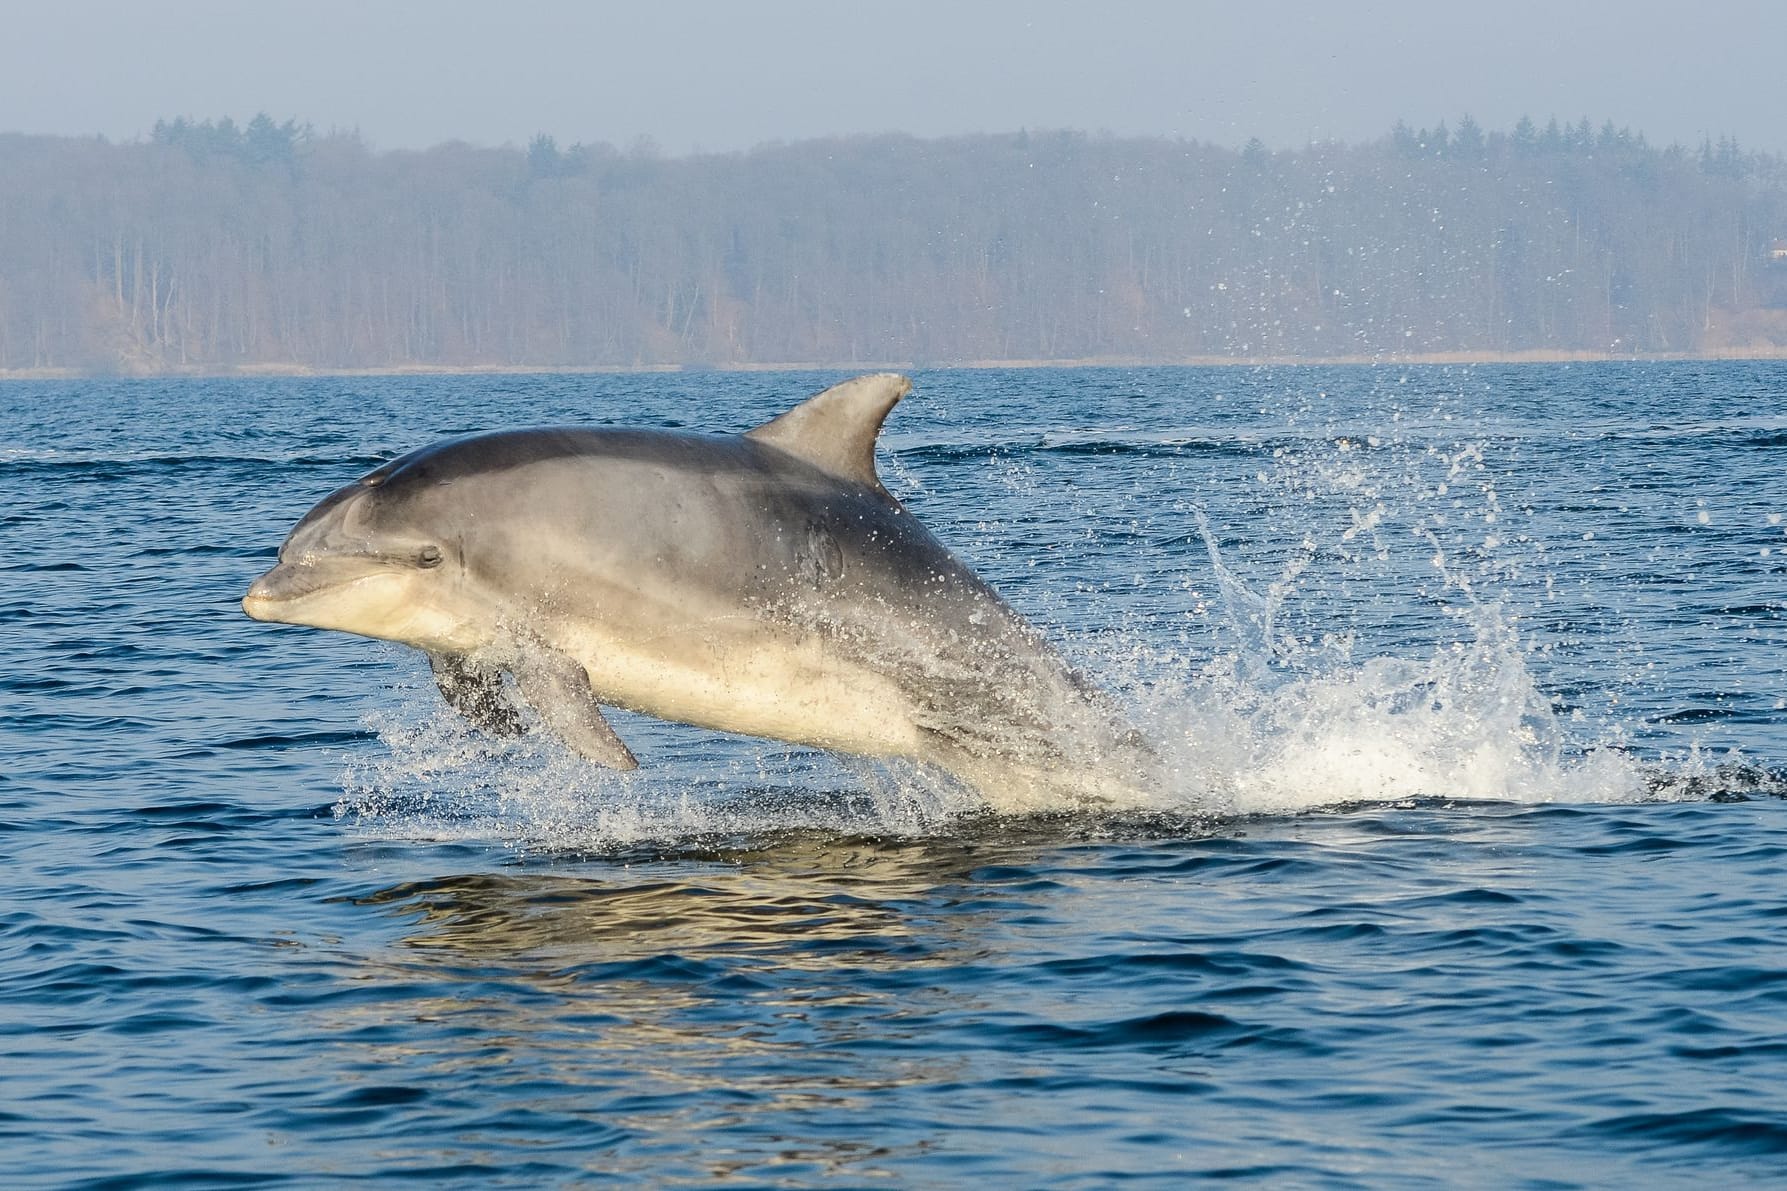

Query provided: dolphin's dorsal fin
[744,373,911,491]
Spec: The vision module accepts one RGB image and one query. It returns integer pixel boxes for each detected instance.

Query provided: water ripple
[4,364,1786,1186]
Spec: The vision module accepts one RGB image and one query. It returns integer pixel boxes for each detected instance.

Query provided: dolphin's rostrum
[243,374,1155,810]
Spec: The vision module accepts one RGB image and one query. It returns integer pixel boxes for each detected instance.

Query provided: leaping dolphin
[243,374,1155,810]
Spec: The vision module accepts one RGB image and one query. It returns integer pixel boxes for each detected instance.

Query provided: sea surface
[3,363,1786,1187]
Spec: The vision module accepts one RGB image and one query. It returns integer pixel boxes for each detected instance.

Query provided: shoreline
[4,347,1787,382]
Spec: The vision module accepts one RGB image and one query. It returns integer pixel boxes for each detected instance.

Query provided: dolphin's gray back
[382,426,991,611]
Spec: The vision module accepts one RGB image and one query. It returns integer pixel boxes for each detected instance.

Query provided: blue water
[3,363,1786,1187]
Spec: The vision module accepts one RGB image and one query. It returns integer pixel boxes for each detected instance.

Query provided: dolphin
[243,374,1154,810]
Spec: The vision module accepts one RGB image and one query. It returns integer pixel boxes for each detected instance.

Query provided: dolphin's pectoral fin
[428,652,523,737]
[514,652,640,771]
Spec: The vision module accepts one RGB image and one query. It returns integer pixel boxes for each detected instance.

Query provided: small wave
[883,415,1787,467]
[891,426,1391,463]
[1601,419,1787,446]
[1646,762,1787,801]
[1001,1008,1294,1054]
[1577,1108,1787,1157]
[215,729,380,751]
[1656,706,1746,724]
[0,450,390,474]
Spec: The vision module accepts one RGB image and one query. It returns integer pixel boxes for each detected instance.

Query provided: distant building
[1772,239,1787,261]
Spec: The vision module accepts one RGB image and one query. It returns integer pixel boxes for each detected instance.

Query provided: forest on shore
[3,114,1786,374]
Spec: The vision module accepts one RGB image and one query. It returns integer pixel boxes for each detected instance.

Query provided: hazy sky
[6,1,1784,155]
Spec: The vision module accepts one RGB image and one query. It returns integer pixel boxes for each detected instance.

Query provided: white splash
[1073,446,1658,814]
[337,693,985,850]
[1118,607,1651,816]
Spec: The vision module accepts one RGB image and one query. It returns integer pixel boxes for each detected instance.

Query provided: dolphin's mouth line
[243,559,397,615]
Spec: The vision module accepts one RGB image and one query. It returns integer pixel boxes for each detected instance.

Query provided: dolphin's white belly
[560,621,928,758]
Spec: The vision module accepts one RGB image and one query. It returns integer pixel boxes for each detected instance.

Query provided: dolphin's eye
[418,545,443,568]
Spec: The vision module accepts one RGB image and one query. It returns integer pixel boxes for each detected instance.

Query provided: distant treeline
[2,115,1786,372]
